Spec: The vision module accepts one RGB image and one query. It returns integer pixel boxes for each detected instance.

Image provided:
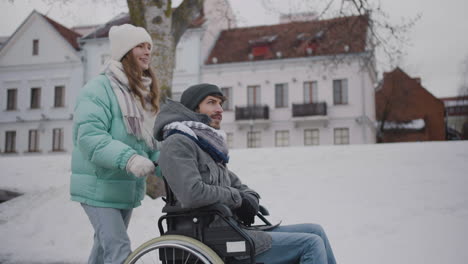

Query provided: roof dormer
[248,34,277,59]
[296,30,324,56]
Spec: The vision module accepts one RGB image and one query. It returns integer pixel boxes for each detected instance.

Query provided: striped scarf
[163,121,229,164]
[104,60,157,149]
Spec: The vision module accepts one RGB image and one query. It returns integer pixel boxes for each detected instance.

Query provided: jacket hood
[153,99,211,141]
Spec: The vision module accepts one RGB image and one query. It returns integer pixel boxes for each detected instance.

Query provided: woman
[70,24,161,264]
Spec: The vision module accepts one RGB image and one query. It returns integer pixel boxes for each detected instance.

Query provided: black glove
[235,192,259,226]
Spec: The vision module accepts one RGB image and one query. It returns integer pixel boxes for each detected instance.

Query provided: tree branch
[171,0,204,45]
[127,0,147,28]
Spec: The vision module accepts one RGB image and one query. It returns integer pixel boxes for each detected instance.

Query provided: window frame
[275,130,290,147]
[6,88,18,111]
[54,85,65,108]
[247,131,261,148]
[247,85,261,106]
[275,83,289,108]
[333,79,348,105]
[334,128,350,145]
[33,39,39,55]
[28,129,40,152]
[52,128,64,152]
[4,131,16,153]
[303,81,318,104]
[304,129,319,146]
[221,87,233,111]
[30,87,41,109]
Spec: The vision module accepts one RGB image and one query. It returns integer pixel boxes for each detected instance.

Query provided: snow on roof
[377,118,425,131]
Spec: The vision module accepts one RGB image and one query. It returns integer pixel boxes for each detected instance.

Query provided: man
[153,83,337,264]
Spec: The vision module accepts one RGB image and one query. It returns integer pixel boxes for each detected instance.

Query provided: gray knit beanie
[180,83,224,111]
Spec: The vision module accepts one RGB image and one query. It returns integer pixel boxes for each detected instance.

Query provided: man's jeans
[255,223,337,264]
[81,204,133,264]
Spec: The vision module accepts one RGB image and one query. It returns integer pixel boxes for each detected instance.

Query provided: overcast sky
[1,0,467,97]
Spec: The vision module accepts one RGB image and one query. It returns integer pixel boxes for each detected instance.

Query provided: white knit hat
[108,24,153,61]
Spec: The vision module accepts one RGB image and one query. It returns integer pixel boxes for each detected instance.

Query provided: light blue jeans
[81,204,133,264]
[255,223,337,264]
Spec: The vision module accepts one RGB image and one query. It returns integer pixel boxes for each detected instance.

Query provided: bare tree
[127,0,204,101]
[458,55,468,96]
[124,0,204,198]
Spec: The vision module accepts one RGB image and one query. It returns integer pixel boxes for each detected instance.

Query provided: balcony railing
[292,102,327,117]
[235,105,270,120]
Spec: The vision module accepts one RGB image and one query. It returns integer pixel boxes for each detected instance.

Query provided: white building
[0,11,83,155]
[202,15,377,148]
[171,0,236,101]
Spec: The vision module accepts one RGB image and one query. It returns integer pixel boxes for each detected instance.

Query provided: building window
[52,128,64,151]
[247,131,261,148]
[30,87,41,109]
[226,132,234,149]
[33,39,39,55]
[334,128,349,145]
[4,131,16,153]
[275,130,289,147]
[303,81,318,103]
[275,83,288,108]
[247,85,261,106]
[28,130,40,152]
[54,85,65,107]
[6,89,17,111]
[221,87,233,110]
[304,129,319,146]
[333,79,348,105]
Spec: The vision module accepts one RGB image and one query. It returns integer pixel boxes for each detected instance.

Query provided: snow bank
[1,141,467,264]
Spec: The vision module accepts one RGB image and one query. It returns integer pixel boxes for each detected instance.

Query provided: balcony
[292,102,328,127]
[234,105,270,130]
[235,105,270,120]
[292,102,327,117]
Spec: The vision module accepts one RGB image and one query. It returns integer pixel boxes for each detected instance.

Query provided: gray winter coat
[154,99,272,256]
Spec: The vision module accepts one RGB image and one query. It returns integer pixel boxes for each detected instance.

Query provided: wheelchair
[125,178,276,264]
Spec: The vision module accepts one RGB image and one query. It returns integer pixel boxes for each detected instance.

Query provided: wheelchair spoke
[172,248,175,264]
[126,236,222,264]
[183,252,191,264]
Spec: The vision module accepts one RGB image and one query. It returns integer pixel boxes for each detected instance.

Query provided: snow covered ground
[1,141,467,264]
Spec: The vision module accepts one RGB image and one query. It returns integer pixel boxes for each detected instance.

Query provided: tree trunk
[127,0,204,199]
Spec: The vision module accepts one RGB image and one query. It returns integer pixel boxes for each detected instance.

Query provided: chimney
[280,12,319,23]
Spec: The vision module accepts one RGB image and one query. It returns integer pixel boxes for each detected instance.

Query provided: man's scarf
[163,121,229,164]
[104,60,157,149]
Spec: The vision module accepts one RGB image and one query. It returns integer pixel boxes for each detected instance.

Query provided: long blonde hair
[121,52,160,113]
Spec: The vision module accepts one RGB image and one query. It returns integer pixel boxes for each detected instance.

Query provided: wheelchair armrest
[259,205,269,216]
[162,203,233,217]
[198,203,233,217]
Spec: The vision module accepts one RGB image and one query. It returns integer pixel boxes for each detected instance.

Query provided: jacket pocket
[95,179,136,204]
[199,163,214,184]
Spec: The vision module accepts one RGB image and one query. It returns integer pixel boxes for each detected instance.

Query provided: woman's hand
[126,154,155,177]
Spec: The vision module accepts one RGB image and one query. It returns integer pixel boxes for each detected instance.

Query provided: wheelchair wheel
[125,235,224,264]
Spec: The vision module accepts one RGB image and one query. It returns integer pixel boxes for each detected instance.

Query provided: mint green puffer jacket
[70,74,159,209]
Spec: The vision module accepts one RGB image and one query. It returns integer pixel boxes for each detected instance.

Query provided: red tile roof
[41,14,82,50]
[206,15,369,64]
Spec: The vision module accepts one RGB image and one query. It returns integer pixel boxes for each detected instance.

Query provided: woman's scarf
[104,60,157,149]
[163,121,229,164]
